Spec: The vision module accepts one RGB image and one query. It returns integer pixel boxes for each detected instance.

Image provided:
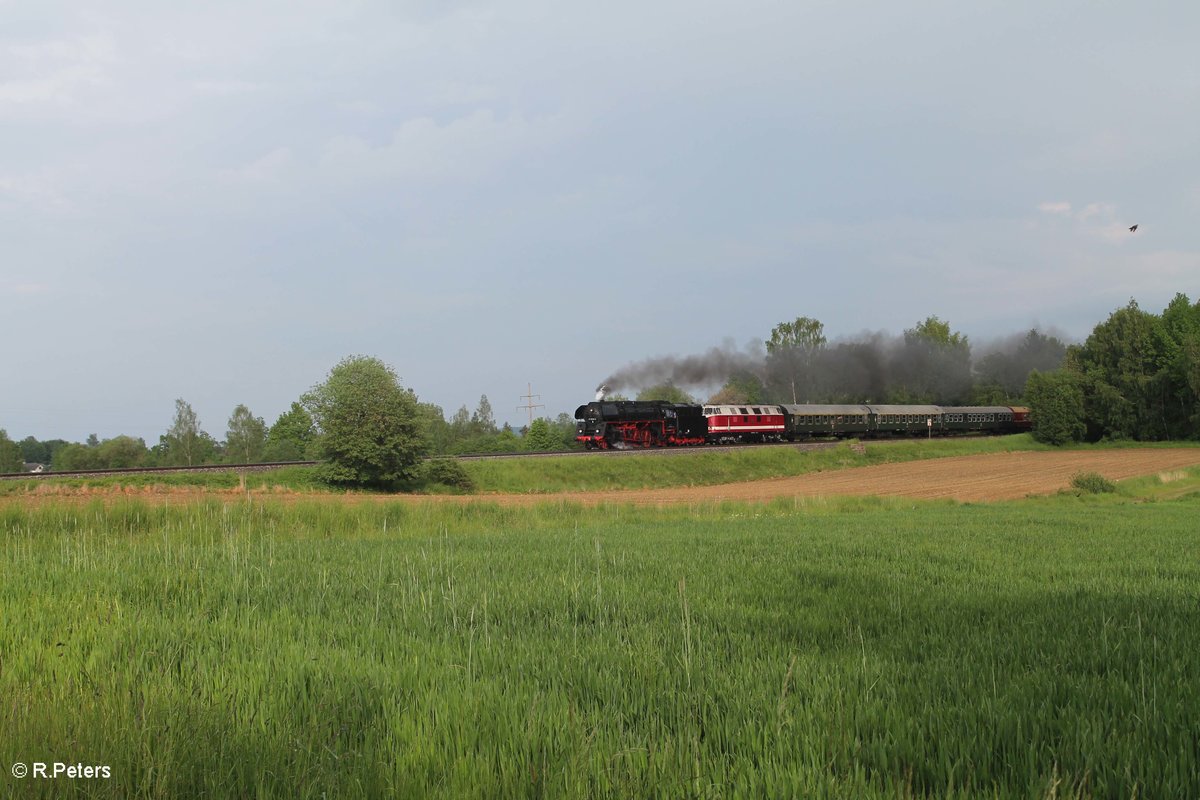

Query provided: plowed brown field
[6,448,1200,507]
[557,448,1200,506]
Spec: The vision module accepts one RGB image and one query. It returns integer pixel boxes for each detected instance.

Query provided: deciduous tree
[0,430,23,472]
[974,329,1068,401]
[892,316,972,403]
[765,316,827,403]
[264,402,316,461]
[524,418,558,451]
[303,355,429,486]
[636,383,695,403]
[1025,370,1086,445]
[708,371,766,405]
[471,395,497,435]
[165,399,204,466]
[225,404,267,463]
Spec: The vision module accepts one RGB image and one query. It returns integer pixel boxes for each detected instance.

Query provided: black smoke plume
[595,328,1070,404]
[598,341,765,398]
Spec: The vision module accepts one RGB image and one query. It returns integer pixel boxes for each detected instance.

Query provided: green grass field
[3,478,1199,798]
[460,435,1057,493]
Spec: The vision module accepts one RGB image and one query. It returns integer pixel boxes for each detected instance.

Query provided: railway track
[0,440,847,480]
[0,460,322,481]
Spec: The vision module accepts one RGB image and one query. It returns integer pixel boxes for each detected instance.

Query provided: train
[573,401,1031,449]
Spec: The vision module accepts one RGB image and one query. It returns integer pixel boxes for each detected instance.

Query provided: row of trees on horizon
[1,394,579,474]
[616,294,1200,445]
[4,292,1199,475]
[622,317,1068,408]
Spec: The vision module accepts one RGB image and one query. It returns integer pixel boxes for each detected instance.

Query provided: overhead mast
[517,383,545,426]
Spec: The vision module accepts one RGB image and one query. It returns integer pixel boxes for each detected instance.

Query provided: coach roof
[779,404,871,415]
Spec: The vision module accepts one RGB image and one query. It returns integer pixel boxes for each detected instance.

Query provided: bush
[1071,471,1116,494]
[420,459,475,492]
[303,356,429,487]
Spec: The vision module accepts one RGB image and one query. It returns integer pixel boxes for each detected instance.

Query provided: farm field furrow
[525,448,1200,505]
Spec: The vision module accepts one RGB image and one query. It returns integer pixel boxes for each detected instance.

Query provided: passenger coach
[781,404,870,439]
[866,405,943,436]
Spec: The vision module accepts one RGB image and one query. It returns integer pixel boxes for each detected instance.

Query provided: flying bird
[1129,224,1139,232]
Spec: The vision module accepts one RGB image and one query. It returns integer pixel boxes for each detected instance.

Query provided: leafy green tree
[1068,295,1200,440]
[471,395,497,435]
[765,316,827,403]
[449,405,471,435]
[1071,300,1169,440]
[52,442,98,470]
[524,418,558,451]
[0,430,24,472]
[636,383,695,403]
[1025,370,1086,445]
[16,437,69,467]
[48,436,147,470]
[552,413,580,450]
[1184,337,1200,432]
[19,437,48,464]
[1157,293,1200,435]
[906,316,967,349]
[974,329,1068,402]
[708,371,766,404]
[892,315,972,403]
[414,401,453,455]
[225,404,268,463]
[264,402,316,461]
[487,425,522,453]
[303,355,429,486]
[96,436,149,468]
[164,399,205,465]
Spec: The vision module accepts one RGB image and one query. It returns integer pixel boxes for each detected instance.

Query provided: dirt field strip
[5,448,1199,508]
[554,448,1200,506]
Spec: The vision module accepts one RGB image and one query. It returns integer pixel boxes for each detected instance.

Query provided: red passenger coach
[1008,406,1032,432]
[702,405,787,442]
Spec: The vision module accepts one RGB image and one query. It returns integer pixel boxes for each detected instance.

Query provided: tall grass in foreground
[1,493,1198,798]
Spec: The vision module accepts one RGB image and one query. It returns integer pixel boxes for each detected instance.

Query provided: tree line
[629,316,1068,408]
[6,294,1197,480]
[631,294,1200,445]
[3,364,577,475]
[1026,294,1200,444]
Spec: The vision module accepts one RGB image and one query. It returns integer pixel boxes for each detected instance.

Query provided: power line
[516,383,545,426]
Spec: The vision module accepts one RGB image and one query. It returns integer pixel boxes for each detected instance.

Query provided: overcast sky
[4,1,1198,442]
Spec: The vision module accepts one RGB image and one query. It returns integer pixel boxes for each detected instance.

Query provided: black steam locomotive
[574,401,1030,449]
